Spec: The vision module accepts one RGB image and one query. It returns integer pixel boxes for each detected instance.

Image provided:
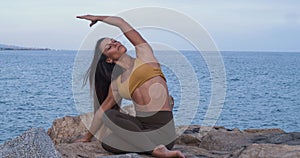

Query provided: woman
[76,15,184,158]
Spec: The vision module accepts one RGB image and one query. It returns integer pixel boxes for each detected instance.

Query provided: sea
[0,50,299,144]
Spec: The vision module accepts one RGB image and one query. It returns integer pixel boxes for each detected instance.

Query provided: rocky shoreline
[1,114,300,158]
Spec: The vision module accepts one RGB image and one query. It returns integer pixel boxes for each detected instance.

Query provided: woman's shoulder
[134,43,156,60]
[136,46,158,64]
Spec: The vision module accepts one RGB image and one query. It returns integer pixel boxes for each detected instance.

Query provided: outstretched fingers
[76,15,97,27]
[76,15,93,20]
[76,15,87,19]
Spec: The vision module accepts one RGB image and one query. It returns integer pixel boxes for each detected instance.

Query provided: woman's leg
[101,109,156,153]
[101,133,154,154]
[102,109,184,157]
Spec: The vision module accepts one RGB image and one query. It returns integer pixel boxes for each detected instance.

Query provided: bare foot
[152,145,185,158]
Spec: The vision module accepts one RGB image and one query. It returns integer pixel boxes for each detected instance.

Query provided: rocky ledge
[2,113,300,158]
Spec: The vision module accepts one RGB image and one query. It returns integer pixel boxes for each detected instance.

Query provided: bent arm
[88,84,119,136]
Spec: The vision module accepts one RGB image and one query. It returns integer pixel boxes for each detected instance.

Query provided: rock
[4,113,300,157]
[47,114,300,158]
[47,106,136,145]
[268,132,300,145]
[100,153,143,158]
[197,127,291,152]
[238,144,300,158]
[174,145,231,158]
[0,128,61,158]
[55,141,152,158]
[55,141,107,158]
[175,134,201,146]
[243,128,285,134]
[199,127,252,151]
[47,114,89,145]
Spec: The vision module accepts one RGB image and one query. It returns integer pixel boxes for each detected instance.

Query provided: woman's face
[99,38,127,63]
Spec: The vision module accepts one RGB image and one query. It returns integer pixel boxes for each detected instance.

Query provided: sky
[0,0,299,51]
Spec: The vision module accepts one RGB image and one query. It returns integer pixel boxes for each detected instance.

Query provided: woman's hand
[73,132,93,143]
[76,15,99,27]
[74,137,91,143]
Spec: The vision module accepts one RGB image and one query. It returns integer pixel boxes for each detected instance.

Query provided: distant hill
[0,44,51,50]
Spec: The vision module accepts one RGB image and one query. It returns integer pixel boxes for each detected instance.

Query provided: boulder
[197,126,289,152]
[0,128,61,158]
[47,114,89,145]
[199,127,252,151]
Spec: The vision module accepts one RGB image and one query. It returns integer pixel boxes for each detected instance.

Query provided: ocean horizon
[0,50,299,144]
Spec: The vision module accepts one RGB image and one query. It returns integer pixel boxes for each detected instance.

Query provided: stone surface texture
[46,115,300,158]
[2,114,300,158]
[0,128,61,158]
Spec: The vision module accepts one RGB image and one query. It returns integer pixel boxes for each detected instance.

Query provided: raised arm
[76,15,156,61]
[77,15,147,46]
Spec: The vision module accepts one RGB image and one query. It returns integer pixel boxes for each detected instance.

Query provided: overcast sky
[1,0,299,51]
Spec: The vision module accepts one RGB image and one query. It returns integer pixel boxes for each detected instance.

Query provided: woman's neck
[115,54,134,70]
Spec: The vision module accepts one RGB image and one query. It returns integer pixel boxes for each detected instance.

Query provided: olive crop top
[116,58,166,100]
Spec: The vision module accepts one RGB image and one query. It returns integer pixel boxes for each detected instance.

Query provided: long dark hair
[83,38,122,113]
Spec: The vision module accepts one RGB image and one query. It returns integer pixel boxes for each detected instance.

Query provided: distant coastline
[0,43,51,51]
[0,48,51,51]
